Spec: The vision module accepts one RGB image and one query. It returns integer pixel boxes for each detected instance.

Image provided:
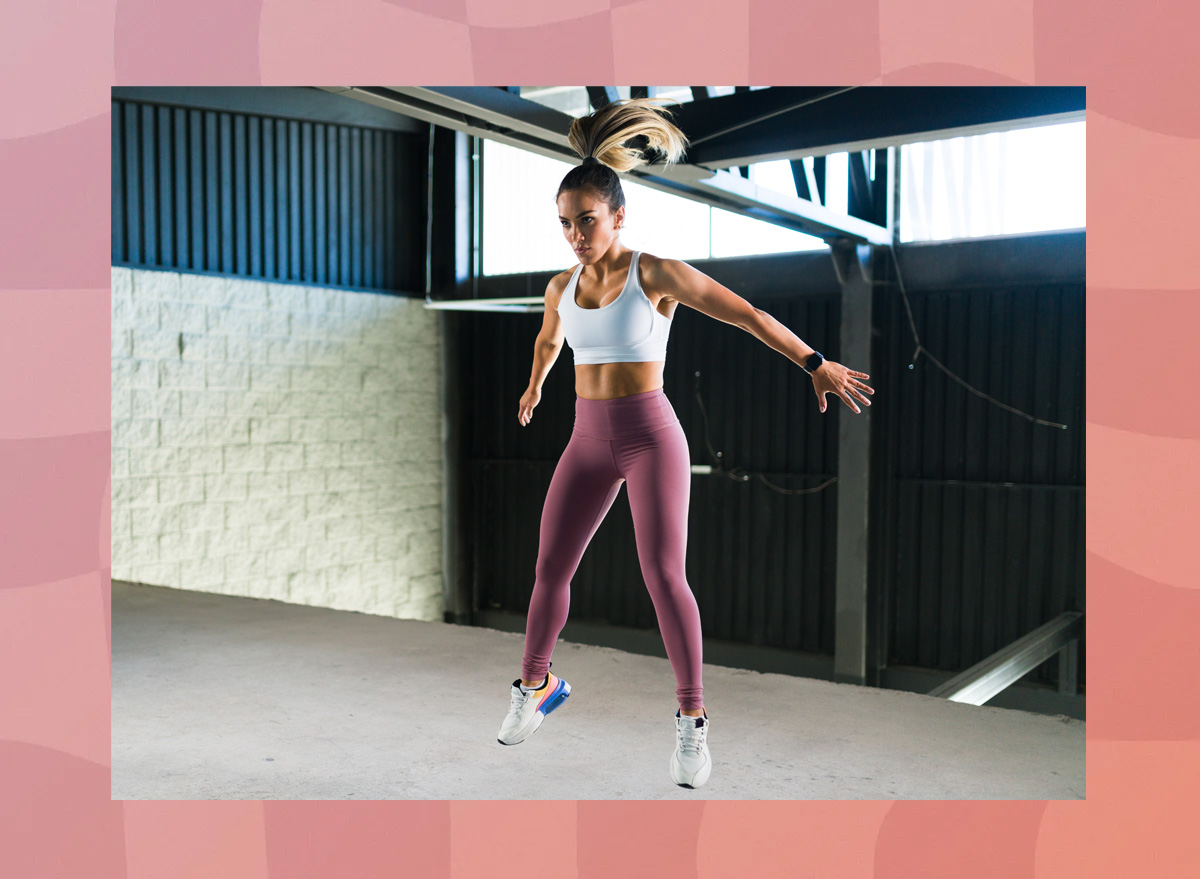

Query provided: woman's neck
[584,243,631,283]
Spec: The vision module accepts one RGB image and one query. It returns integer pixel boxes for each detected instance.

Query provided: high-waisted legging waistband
[573,387,678,439]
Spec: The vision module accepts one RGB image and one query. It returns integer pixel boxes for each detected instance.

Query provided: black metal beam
[790,159,812,201]
[848,150,872,221]
[689,87,716,101]
[340,87,891,244]
[586,86,620,110]
[674,86,1085,167]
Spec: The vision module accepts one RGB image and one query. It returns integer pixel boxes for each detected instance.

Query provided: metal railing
[929,611,1082,704]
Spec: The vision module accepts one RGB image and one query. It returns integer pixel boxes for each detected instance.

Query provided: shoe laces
[676,716,708,755]
[510,687,532,714]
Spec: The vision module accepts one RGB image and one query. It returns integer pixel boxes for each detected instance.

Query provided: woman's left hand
[811,360,874,414]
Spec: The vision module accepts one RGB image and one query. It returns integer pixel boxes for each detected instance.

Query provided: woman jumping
[496,98,874,789]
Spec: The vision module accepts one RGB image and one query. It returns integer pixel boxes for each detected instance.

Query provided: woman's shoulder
[544,266,579,307]
[635,252,687,286]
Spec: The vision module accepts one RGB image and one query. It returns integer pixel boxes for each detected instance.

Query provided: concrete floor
[111,581,1085,800]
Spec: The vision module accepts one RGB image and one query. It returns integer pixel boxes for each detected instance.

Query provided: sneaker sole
[497,681,571,746]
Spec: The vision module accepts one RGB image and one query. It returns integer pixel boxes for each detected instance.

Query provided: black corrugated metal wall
[111,96,426,292]
[463,244,1084,690]
[871,267,1085,688]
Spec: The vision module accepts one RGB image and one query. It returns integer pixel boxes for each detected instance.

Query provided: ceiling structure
[324,85,1083,248]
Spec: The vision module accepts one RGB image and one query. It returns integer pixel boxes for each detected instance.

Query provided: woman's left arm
[644,256,875,414]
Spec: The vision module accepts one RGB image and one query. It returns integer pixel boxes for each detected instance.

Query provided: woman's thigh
[616,422,691,564]
[536,432,624,577]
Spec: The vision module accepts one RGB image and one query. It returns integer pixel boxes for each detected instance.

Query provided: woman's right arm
[519,273,569,427]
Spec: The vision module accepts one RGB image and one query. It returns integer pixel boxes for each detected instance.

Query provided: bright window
[482,140,826,276]
[900,120,1085,242]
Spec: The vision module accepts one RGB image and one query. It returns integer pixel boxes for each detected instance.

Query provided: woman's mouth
[575,247,590,255]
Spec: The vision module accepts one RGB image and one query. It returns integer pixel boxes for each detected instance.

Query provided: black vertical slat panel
[1005,293,1033,646]
[262,119,275,278]
[234,115,248,275]
[124,104,141,264]
[960,486,984,666]
[894,485,918,662]
[1058,285,1084,482]
[189,110,204,271]
[1007,490,1032,645]
[374,130,385,287]
[140,105,158,266]
[944,294,967,480]
[339,126,351,286]
[981,490,1005,656]
[1009,289,1034,484]
[325,125,338,286]
[763,342,786,646]
[173,109,189,271]
[1031,290,1056,484]
[963,292,988,480]
[925,292,946,479]
[314,123,327,284]
[363,126,374,289]
[939,484,964,668]
[275,119,289,280]
[248,117,262,277]
[112,102,124,263]
[916,482,939,666]
[1028,490,1051,629]
[350,127,363,287]
[204,111,219,272]
[289,120,301,282]
[112,99,417,290]
[219,113,234,274]
[301,122,314,284]
[384,132,395,289]
[157,106,173,267]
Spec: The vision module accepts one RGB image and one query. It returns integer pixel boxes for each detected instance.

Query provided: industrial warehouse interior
[110,85,1085,800]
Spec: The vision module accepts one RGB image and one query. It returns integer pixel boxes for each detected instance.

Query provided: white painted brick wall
[111,267,445,622]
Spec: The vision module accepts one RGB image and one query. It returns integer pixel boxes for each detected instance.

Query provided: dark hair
[556,98,688,214]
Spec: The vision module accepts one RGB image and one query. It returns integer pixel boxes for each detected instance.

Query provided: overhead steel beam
[674,86,1086,167]
[686,167,891,244]
[325,86,890,244]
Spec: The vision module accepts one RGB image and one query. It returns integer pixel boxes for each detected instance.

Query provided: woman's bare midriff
[574,361,665,400]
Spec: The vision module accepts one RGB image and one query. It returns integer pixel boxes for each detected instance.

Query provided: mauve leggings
[522,388,704,711]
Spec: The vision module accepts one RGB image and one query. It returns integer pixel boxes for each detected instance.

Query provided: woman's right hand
[518,387,541,427]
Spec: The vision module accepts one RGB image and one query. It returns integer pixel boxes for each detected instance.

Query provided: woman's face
[557,188,625,265]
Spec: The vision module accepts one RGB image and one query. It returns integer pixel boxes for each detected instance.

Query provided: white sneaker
[670,709,712,788]
[496,669,571,745]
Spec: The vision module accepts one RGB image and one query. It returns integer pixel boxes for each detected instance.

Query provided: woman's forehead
[557,189,611,211]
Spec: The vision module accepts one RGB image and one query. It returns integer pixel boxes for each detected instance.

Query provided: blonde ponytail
[568,97,688,171]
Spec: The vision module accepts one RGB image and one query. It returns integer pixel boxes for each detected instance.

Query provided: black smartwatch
[802,351,825,375]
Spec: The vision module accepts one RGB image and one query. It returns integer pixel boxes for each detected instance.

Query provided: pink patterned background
[1,0,1197,874]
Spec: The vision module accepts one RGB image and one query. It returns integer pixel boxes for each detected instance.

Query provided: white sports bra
[556,251,673,365]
